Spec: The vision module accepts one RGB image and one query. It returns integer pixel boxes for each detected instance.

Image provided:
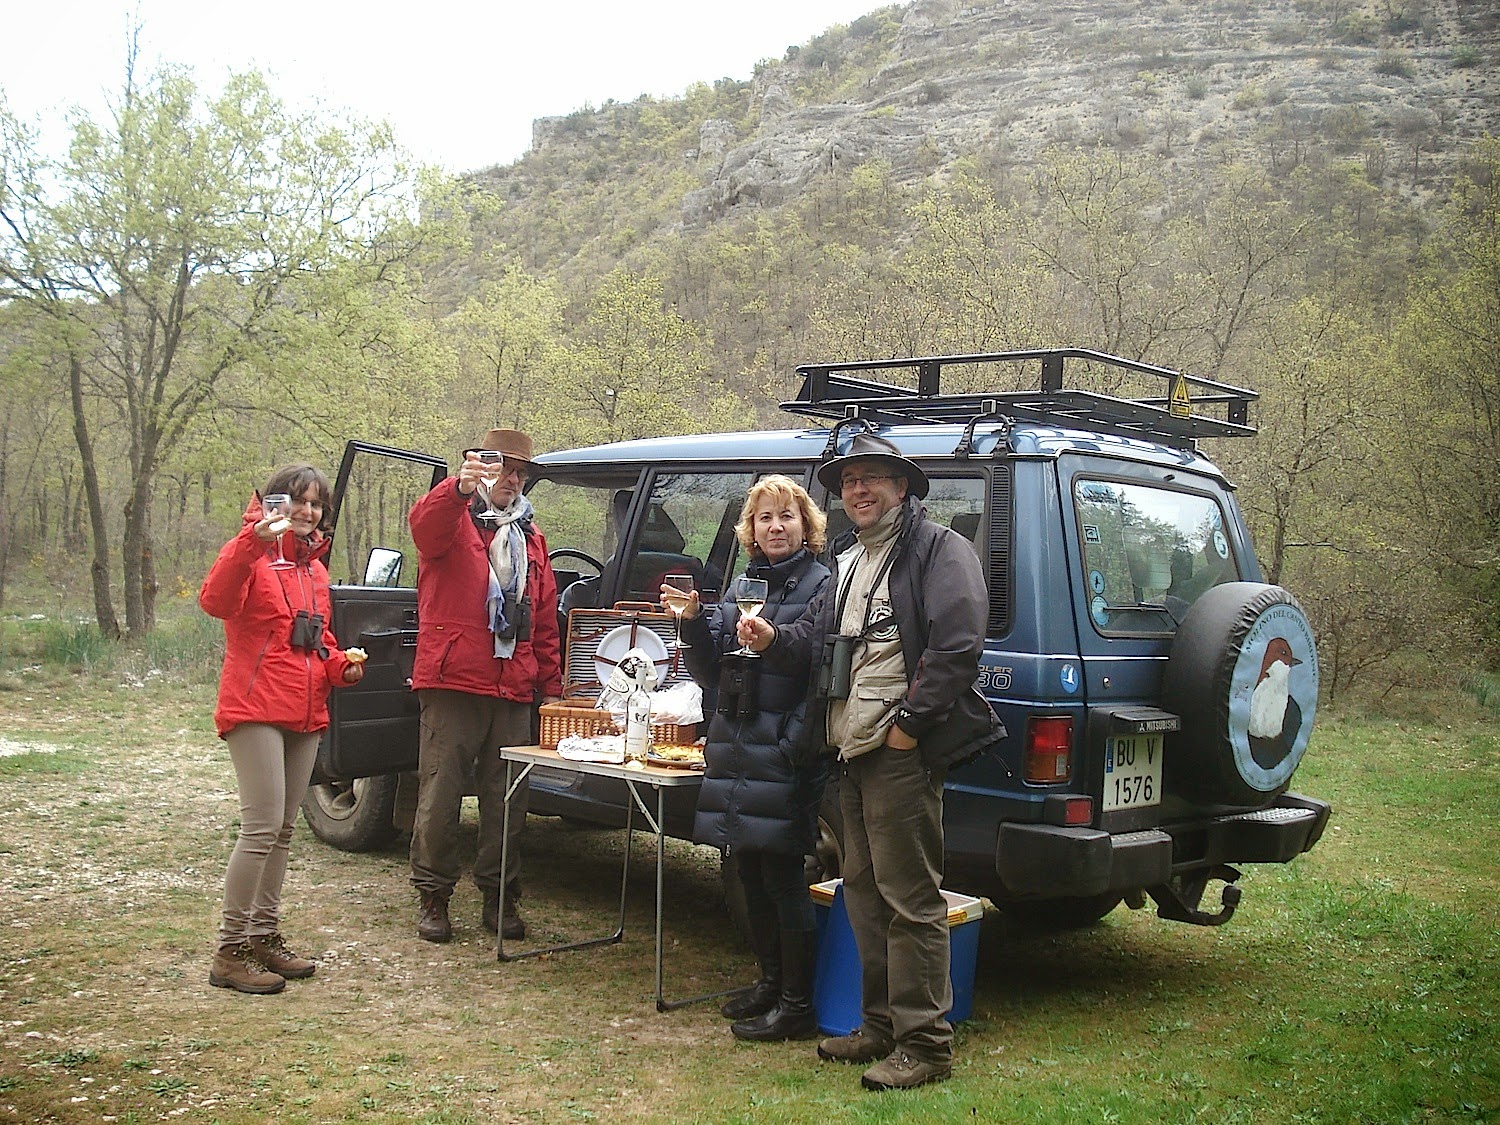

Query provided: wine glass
[262,493,295,570]
[475,451,503,520]
[730,576,769,657]
[661,572,695,653]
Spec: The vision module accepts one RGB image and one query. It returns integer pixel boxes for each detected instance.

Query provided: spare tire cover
[1162,582,1319,806]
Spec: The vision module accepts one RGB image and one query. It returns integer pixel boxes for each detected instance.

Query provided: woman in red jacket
[199,464,365,995]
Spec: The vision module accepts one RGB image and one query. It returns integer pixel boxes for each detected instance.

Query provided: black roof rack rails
[781,348,1257,450]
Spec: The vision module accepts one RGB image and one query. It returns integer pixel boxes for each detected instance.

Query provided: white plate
[593,624,669,689]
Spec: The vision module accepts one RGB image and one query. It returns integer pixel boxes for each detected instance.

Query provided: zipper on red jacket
[245,632,275,696]
[296,559,318,730]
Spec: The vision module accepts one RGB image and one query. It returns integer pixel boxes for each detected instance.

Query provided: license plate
[1103,735,1162,811]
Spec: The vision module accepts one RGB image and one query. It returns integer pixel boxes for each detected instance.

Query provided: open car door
[306,441,445,849]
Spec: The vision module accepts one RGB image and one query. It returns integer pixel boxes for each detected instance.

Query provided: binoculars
[290,609,329,657]
[496,592,532,642]
[716,654,760,718]
[815,634,856,701]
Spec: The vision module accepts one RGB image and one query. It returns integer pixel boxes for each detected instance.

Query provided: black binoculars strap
[834,544,901,643]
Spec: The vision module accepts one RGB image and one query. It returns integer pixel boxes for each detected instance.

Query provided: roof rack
[781,348,1257,450]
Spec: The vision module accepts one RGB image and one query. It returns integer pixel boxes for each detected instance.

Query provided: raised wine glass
[730,576,769,657]
[262,493,295,570]
[475,451,503,520]
[661,572,695,654]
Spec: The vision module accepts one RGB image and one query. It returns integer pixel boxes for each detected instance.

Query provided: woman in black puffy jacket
[670,475,831,1042]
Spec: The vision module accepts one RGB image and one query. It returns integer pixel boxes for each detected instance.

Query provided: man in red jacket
[407,428,563,943]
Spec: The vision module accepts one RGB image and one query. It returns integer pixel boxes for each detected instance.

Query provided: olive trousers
[409,689,531,897]
[838,744,953,1064]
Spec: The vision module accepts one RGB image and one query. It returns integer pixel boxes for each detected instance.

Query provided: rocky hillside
[487,0,1495,237]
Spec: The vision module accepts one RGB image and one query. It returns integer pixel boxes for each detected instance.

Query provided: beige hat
[467,428,535,463]
[816,432,929,499]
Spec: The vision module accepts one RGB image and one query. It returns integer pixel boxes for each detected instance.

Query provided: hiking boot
[817,1027,895,1064]
[247,933,316,980]
[482,888,500,935]
[500,892,526,941]
[860,1049,952,1091]
[209,942,286,995]
[417,891,452,943]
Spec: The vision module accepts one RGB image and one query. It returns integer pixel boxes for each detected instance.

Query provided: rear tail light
[1025,716,1074,784]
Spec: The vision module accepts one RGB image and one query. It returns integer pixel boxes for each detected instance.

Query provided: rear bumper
[995,792,1331,898]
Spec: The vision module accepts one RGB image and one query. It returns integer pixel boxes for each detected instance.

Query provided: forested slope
[1,0,1495,693]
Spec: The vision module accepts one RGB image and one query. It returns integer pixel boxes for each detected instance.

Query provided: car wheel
[301,774,400,852]
[1163,582,1320,807]
[809,781,844,886]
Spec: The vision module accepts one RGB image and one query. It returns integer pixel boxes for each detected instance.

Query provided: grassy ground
[0,662,1495,1123]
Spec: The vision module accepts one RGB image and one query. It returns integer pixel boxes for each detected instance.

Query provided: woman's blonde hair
[734,474,827,556]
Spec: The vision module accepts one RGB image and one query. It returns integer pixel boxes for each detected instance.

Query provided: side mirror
[364,547,403,587]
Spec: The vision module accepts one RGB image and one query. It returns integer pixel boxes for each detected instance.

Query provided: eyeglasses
[839,474,894,491]
[497,460,529,482]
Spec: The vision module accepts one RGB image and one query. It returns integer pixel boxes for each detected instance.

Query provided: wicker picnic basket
[537,701,695,751]
[538,603,698,750]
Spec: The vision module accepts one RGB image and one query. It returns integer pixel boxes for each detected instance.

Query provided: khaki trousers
[839,745,953,1064]
[218,723,320,948]
[409,689,531,897]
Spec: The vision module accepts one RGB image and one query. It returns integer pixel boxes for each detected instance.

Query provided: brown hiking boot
[817,1028,895,1064]
[417,891,452,943]
[500,892,526,941]
[209,942,286,995]
[860,1049,951,1091]
[247,933,316,980]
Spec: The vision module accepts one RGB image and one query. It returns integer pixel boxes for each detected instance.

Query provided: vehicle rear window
[1073,478,1238,637]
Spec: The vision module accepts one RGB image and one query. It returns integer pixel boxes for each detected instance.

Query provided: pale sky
[2,0,885,172]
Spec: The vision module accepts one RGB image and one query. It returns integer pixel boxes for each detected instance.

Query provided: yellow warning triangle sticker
[1169,375,1192,418]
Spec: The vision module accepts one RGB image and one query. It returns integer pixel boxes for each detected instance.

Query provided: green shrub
[1374,52,1416,78]
[131,612,224,683]
[1452,44,1484,69]
[1462,670,1500,715]
[1268,21,1309,45]
[1336,13,1380,45]
[39,621,110,670]
[1232,83,1266,110]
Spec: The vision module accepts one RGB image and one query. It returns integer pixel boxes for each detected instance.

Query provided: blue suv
[309,348,1329,930]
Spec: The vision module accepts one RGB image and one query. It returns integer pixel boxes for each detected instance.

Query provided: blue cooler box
[809,878,983,1037]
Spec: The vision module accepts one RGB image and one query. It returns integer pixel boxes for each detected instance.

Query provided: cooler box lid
[809,878,982,927]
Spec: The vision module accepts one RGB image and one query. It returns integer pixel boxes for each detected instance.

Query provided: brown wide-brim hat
[816,432,929,499]
[464,428,536,464]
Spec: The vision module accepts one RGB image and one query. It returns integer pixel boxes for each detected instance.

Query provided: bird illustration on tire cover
[1227,600,1317,789]
[1248,636,1304,769]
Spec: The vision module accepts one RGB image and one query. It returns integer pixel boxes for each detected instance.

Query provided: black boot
[720,909,781,1020]
[731,929,819,1041]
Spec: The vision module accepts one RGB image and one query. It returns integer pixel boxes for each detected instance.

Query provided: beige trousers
[217,723,320,949]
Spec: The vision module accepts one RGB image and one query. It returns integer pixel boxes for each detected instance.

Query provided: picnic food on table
[650,743,705,762]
